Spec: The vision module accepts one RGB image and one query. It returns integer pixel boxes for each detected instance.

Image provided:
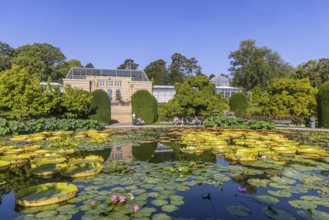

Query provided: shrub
[229,92,248,117]
[131,90,157,124]
[204,117,276,130]
[317,81,329,128]
[89,90,111,124]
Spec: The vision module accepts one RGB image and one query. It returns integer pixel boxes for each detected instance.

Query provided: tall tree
[228,39,291,91]
[12,43,66,81]
[294,60,321,87]
[164,74,228,117]
[117,59,139,70]
[209,74,215,80]
[318,58,329,83]
[144,59,170,85]
[0,41,15,72]
[168,53,202,84]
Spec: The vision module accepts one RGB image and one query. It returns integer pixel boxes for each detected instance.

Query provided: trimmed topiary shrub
[131,90,157,124]
[89,89,111,124]
[229,92,248,117]
[317,81,329,128]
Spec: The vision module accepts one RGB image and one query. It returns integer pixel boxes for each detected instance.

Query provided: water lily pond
[0,128,329,219]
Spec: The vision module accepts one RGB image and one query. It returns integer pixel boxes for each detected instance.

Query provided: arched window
[107,89,112,101]
[116,89,121,101]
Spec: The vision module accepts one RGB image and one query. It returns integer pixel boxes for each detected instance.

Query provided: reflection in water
[107,143,133,162]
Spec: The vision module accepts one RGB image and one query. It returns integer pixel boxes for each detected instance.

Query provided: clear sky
[1,0,329,76]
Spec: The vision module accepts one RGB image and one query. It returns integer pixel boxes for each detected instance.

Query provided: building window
[115,81,122,86]
[107,89,112,101]
[106,81,113,86]
[98,80,104,87]
[116,89,121,101]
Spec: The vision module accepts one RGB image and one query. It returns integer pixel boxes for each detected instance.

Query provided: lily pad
[288,200,317,209]
[267,190,292,198]
[15,182,78,206]
[247,178,270,187]
[161,204,179,212]
[263,206,296,220]
[151,199,168,206]
[226,204,252,217]
[270,176,296,185]
[297,209,329,220]
[152,213,172,220]
[255,195,280,205]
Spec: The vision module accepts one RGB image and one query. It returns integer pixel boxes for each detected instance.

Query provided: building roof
[65,67,149,81]
[210,75,230,87]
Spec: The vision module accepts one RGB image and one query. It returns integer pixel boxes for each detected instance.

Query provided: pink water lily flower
[119,195,126,203]
[130,166,135,171]
[111,195,118,202]
[133,204,140,212]
[238,187,247,193]
[90,201,97,207]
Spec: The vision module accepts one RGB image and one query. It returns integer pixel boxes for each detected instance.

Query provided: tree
[164,74,228,117]
[293,60,321,87]
[131,90,157,124]
[0,65,53,118]
[55,59,83,81]
[89,90,111,124]
[318,58,329,83]
[209,74,215,80]
[85,63,94,68]
[260,78,317,117]
[144,59,170,85]
[228,39,291,91]
[168,53,202,84]
[12,43,66,81]
[229,93,248,117]
[117,59,139,70]
[0,41,15,72]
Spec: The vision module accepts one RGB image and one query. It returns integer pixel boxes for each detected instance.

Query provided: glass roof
[210,75,230,87]
[65,67,149,81]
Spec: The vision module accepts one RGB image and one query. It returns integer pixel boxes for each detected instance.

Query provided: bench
[272,120,293,127]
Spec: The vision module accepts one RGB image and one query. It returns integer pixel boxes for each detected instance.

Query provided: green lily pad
[297,209,329,220]
[270,176,296,185]
[133,207,156,217]
[151,199,168,206]
[161,204,179,212]
[213,173,231,181]
[288,200,317,209]
[267,190,292,198]
[247,178,270,187]
[152,213,172,220]
[226,204,252,217]
[263,206,296,220]
[35,210,58,218]
[269,182,292,189]
[255,195,280,205]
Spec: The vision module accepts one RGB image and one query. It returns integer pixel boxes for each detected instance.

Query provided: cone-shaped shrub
[317,81,329,128]
[229,92,248,117]
[89,89,111,124]
[131,90,157,124]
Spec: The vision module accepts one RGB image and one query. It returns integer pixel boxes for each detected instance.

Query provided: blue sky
[1,0,329,75]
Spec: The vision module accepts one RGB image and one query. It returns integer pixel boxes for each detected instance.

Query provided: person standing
[132,112,136,125]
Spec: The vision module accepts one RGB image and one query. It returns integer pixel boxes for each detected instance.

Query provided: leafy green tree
[85,63,94,68]
[0,41,15,72]
[60,85,92,118]
[318,58,329,83]
[260,78,317,117]
[294,60,321,87]
[209,74,215,80]
[168,53,202,84]
[229,39,291,91]
[164,74,228,117]
[144,59,170,85]
[55,59,83,81]
[12,43,66,81]
[117,59,139,70]
[0,65,53,118]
